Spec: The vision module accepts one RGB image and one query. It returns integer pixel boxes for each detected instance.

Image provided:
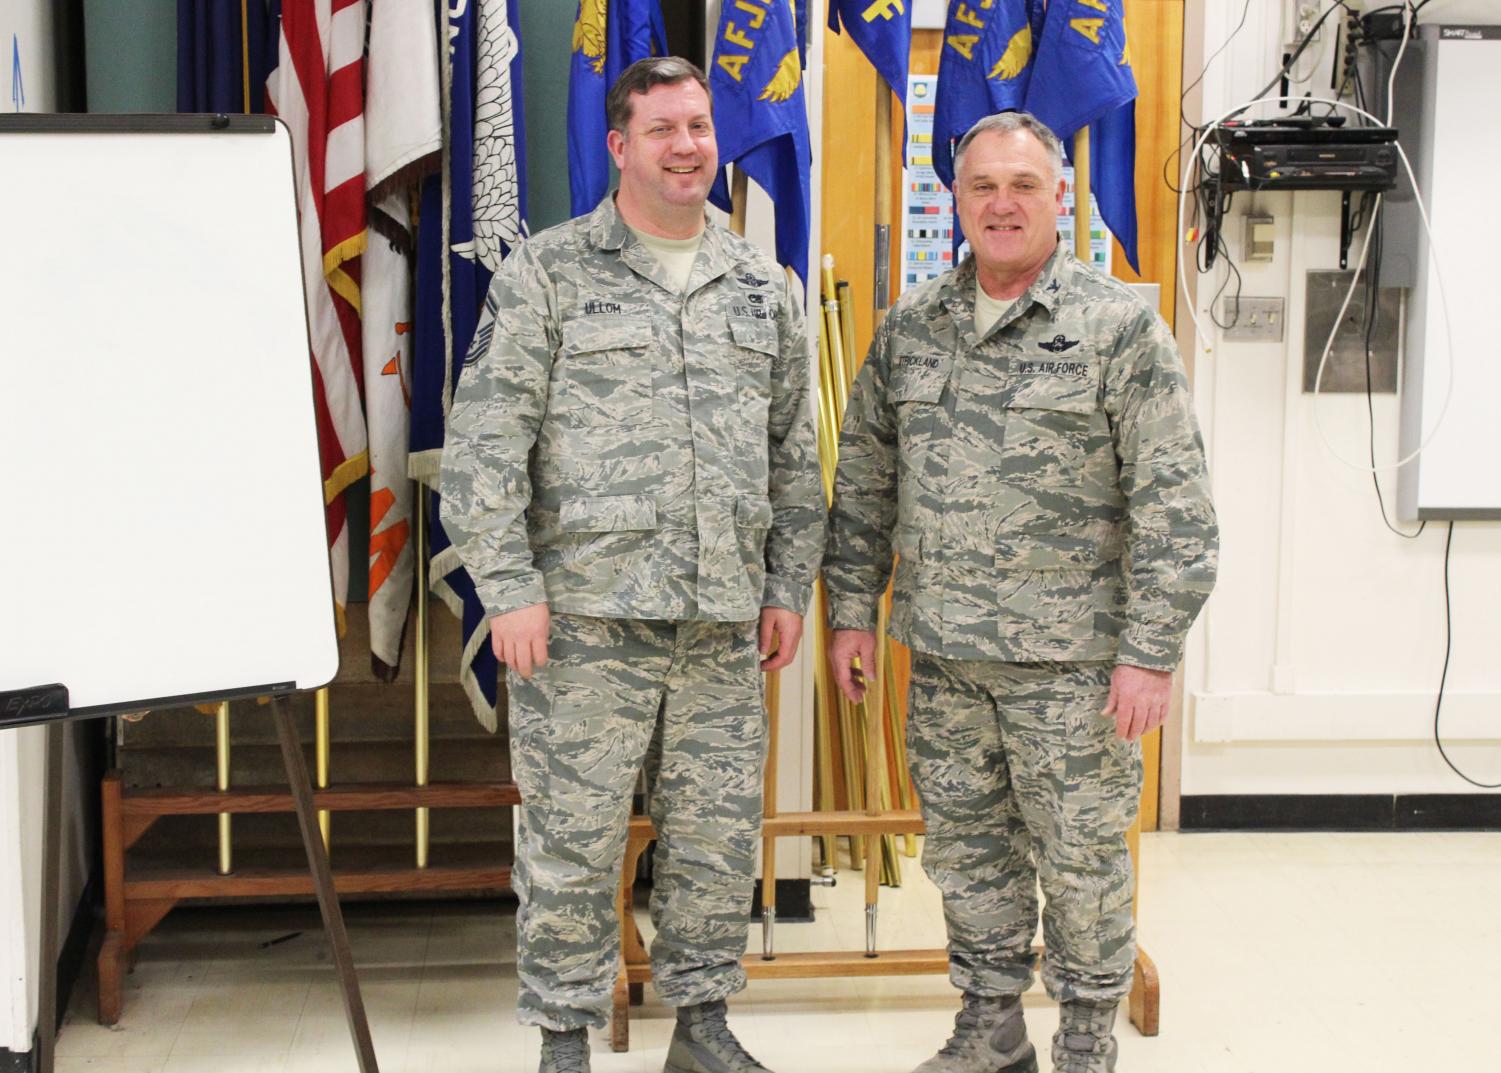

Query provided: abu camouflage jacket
[439,197,825,625]
[824,242,1218,670]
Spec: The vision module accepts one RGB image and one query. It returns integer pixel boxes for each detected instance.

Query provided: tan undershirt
[974,280,1013,339]
[628,224,704,293]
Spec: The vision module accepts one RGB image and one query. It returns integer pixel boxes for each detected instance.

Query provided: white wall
[1180,0,1501,797]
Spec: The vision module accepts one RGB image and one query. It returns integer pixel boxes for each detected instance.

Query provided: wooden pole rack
[96,772,520,1025]
[609,810,1159,1052]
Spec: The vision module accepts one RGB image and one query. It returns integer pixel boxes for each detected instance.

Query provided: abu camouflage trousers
[506,614,765,1030]
[907,656,1142,1006]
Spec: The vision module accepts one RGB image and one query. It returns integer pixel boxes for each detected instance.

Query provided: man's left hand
[759,607,805,672]
[1102,664,1173,741]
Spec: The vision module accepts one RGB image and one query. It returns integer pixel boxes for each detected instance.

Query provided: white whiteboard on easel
[1398,26,1501,520]
[0,115,339,717]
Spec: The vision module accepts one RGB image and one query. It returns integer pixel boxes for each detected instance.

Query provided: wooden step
[121,780,521,816]
[123,841,513,900]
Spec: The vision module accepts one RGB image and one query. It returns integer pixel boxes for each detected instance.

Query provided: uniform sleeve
[1103,306,1219,670]
[762,267,828,615]
[823,318,899,632]
[437,243,557,618]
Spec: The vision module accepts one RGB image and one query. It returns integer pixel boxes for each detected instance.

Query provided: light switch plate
[1219,296,1286,342]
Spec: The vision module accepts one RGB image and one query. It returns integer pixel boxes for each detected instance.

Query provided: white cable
[1386,2,1414,125]
[1287,34,1327,86]
[1177,88,1454,472]
[1303,4,1419,475]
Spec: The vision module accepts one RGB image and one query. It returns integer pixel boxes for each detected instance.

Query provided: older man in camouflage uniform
[439,58,824,1073]
[825,112,1218,1073]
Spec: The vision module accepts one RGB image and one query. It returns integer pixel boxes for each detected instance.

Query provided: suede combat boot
[912,993,1037,1073]
[663,999,773,1073]
[1051,1002,1119,1073]
[539,1026,590,1073]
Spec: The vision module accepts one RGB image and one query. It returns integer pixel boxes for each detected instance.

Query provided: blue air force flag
[709,0,813,287]
[931,0,1036,193]
[567,0,668,217]
[827,0,913,116]
[1025,0,1139,271]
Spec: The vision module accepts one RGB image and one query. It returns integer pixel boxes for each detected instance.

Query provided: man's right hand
[829,628,877,704]
[489,603,551,679]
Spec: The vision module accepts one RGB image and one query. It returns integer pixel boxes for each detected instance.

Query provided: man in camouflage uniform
[439,58,824,1073]
[825,113,1218,1073]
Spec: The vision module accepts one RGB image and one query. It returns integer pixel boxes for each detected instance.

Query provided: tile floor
[56,831,1501,1072]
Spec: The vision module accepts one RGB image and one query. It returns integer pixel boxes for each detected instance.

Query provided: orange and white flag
[363,0,441,676]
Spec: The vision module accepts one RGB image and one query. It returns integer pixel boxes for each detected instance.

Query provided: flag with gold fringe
[266,0,369,633]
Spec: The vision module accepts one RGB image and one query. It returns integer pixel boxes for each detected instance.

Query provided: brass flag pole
[415,488,431,868]
[1073,129,1092,262]
[218,0,253,877]
[216,701,232,875]
[863,600,889,955]
[316,689,331,848]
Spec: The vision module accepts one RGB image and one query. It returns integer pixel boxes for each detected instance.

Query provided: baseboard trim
[0,1036,36,1072]
[56,878,100,1035]
[1180,794,1501,831]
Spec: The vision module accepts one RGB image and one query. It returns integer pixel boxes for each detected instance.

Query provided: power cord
[1432,523,1500,788]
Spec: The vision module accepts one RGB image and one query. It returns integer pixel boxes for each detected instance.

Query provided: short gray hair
[952,111,1064,185]
[606,57,712,134]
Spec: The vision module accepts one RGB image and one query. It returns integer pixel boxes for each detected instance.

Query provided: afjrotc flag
[827,0,913,161]
[1025,0,1140,271]
[266,0,369,634]
[932,0,1037,196]
[362,0,442,679]
[709,0,812,286]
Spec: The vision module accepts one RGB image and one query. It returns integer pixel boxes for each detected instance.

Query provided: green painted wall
[82,0,174,112]
[518,2,577,234]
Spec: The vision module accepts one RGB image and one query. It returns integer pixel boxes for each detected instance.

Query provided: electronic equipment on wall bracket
[1214,119,1400,192]
[1200,116,1400,270]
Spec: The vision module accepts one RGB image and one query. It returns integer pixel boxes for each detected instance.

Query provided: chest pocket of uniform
[552,318,654,427]
[999,360,1099,487]
[889,354,950,449]
[729,315,776,391]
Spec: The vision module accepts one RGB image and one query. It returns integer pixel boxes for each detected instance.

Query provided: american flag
[267,0,369,631]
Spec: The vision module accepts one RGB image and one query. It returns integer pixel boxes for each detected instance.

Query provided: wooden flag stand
[608,123,1160,1050]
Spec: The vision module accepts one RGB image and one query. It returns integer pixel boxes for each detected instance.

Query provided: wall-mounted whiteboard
[0,115,339,717]
[1398,26,1501,520]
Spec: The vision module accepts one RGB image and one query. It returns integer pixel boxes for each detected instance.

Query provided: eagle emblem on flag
[572,0,607,74]
[988,25,1031,82]
[759,48,801,103]
[467,1,524,271]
